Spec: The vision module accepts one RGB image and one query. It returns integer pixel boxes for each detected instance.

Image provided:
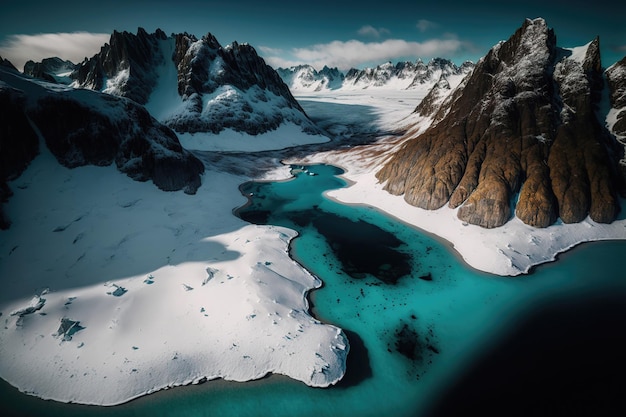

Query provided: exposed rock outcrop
[0,62,204,228]
[29,93,204,193]
[606,56,626,182]
[377,18,622,228]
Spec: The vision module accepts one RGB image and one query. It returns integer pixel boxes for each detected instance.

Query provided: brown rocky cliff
[606,56,626,185]
[376,18,621,228]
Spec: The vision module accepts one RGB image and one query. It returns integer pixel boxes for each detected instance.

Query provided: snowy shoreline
[288,152,626,277]
[0,145,348,406]
[286,87,626,277]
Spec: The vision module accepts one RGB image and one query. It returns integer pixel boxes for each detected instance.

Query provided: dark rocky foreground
[377,18,625,228]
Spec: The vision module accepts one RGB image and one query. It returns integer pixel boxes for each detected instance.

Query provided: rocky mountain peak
[71,28,315,137]
[376,18,623,229]
[0,56,18,72]
[72,28,166,104]
[23,57,76,84]
[0,65,205,229]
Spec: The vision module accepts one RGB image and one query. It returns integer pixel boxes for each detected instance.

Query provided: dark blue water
[2,164,625,417]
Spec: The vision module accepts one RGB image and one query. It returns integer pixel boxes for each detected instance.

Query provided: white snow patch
[565,41,592,65]
[102,68,130,96]
[0,144,347,405]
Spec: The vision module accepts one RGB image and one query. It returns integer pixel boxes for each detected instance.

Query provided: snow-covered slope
[0,146,348,405]
[70,29,326,147]
[0,63,204,228]
[278,59,474,92]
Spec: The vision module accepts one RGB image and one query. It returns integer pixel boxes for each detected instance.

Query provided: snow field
[0,144,347,405]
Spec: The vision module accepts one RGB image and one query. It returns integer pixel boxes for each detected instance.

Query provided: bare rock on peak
[377,18,622,228]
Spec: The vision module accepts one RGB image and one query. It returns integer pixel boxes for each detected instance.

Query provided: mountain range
[277,58,474,92]
[1,19,626,231]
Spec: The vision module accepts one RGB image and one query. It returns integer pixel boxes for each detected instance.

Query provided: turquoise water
[2,164,625,416]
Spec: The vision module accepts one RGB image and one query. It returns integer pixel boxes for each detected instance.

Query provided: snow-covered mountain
[277,59,474,92]
[69,28,320,136]
[276,65,345,91]
[23,57,76,84]
[0,59,204,229]
[377,18,625,229]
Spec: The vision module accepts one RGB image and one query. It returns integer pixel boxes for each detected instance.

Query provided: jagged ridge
[70,29,317,136]
[377,18,624,228]
[278,59,474,92]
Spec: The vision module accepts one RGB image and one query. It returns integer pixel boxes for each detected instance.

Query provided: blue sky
[1,0,624,71]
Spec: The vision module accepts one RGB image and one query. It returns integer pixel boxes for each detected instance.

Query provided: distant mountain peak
[277,59,474,92]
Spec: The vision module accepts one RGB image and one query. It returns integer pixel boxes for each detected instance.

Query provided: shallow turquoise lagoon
[2,164,625,417]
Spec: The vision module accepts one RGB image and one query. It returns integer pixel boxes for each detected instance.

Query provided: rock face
[72,28,167,104]
[0,62,204,228]
[606,56,626,180]
[377,18,623,228]
[278,59,474,92]
[72,29,317,136]
[0,66,40,229]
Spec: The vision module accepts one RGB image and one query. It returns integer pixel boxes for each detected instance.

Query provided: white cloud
[271,38,464,71]
[0,32,110,71]
[357,25,390,38]
[258,45,284,56]
[416,19,439,33]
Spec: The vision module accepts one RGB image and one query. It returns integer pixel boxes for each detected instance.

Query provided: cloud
[357,25,391,38]
[268,38,465,71]
[258,45,284,56]
[416,19,439,33]
[0,32,110,71]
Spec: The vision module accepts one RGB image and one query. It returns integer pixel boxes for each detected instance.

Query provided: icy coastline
[2,80,625,407]
[0,146,348,406]
[288,151,626,276]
